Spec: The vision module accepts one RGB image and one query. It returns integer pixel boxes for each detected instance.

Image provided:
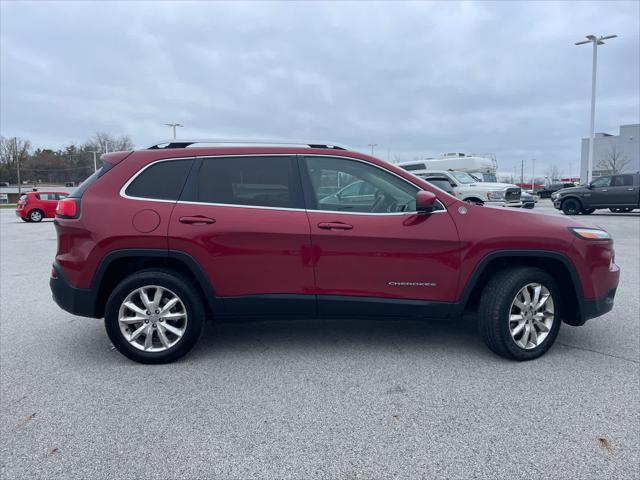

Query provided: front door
[169,155,315,316]
[300,155,461,317]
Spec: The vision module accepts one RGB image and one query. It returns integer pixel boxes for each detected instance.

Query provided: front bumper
[580,288,617,324]
[486,200,523,208]
[50,263,97,318]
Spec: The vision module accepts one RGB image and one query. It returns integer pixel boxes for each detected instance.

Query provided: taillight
[56,198,80,218]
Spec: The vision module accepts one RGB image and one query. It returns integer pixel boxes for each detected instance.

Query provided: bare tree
[0,136,31,165]
[597,145,631,174]
[85,132,134,153]
[545,164,560,181]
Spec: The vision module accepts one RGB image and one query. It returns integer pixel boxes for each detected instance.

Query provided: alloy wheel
[508,283,554,350]
[117,286,188,352]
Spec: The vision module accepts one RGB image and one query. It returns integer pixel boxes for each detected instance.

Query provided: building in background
[580,124,640,182]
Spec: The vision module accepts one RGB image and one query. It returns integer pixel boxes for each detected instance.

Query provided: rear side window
[192,156,300,208]
[125,159,193,201]
[70,161,115,198]
[612,175,634,187]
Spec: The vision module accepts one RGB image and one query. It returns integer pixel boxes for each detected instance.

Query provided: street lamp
[87,150,100,172]
[368,143,378,156]
[575,34,617,183]
[165,123,184,140]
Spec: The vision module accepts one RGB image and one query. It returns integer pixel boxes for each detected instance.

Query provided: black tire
[20,217,30,222]
[561,198,581,215]
[478,267,562,361]
[581,208,595,215]
[104,269,206,364]
[609,208,621,213]
[28,209,44,222]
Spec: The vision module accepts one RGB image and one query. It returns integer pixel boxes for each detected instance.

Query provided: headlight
[569,227,611,240]
[487,191,506,200]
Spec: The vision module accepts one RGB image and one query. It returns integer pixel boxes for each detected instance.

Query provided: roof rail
[147,139,348,150]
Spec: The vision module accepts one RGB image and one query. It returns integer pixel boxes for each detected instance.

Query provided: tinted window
[591,176,611,188]
[612,175,634,187]
[426,178,454,193]
[125,159,193,200]
[303,156,419,213]
[195,156,298,208]
[402,163,426,171]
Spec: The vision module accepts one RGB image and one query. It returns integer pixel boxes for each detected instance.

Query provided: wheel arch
[561,196,583,207]
[92,249,216,319]
[457,250,584,326]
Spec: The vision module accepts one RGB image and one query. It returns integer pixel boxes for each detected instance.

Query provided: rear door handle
[628,188,635,191]
[317,221,353,230]
[179,215,216,225]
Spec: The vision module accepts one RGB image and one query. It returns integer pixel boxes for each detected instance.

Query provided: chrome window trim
[119,153,448,215]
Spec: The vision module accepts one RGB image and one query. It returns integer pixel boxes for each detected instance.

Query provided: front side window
[125,159,193,201]
[194,156,299,208]
[303,156,419,213]
[450,171,477,184]
[591,176,611,188]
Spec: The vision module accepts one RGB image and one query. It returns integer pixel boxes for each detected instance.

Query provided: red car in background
[15,191,68,222]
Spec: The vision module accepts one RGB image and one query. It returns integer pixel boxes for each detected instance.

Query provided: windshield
[450,171,477,184]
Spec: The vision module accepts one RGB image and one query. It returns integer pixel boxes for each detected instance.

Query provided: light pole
[165,123,184,140]
[575,34,617,183]
[368,143,377,156]
[87,150,100,172]
[15,138,21,196]
[531,158,536,192]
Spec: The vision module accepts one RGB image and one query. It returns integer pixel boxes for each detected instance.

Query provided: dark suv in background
[50,140,619,364]
[553,173,640,215]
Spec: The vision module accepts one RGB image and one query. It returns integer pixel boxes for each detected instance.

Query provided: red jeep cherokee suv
[50,140,619,363]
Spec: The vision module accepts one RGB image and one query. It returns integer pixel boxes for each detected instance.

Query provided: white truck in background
[397,153,499,182]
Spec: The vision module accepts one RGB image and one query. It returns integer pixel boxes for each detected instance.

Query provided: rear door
[169,155,315,316]
[609,175,638,207]
[301,155,461,317]
[40,193,58,217]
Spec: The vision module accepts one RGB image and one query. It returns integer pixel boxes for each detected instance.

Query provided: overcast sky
[1,1,638,175]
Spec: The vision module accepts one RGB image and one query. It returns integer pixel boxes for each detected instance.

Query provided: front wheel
[20,217,30,222]
[104,270,205,364]
[478,267,561,361]
[561,198,581,215]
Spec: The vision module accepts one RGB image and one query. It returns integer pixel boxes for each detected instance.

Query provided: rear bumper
[50,263,97,318]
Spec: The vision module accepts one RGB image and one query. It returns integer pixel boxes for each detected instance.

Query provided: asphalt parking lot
[1,201,638,480]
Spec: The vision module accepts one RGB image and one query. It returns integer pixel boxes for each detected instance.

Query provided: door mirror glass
[416,190,437,213]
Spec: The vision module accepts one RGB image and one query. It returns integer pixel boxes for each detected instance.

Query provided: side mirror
[416,190,437,214]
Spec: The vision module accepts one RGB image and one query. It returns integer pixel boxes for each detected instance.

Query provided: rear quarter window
[125,159,193,201]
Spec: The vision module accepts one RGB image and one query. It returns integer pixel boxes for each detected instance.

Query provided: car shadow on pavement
[185,314,492,361]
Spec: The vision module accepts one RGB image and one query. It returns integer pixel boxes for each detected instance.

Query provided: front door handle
[601,189,608,192]
[317,221,353,230]
[628,188,635,191]
[179,215,216,225]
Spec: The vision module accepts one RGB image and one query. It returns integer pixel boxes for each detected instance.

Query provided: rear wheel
[28,209,44,222]
[104,270,205,364]
[478,267,561,361]
[561,198,581,215]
